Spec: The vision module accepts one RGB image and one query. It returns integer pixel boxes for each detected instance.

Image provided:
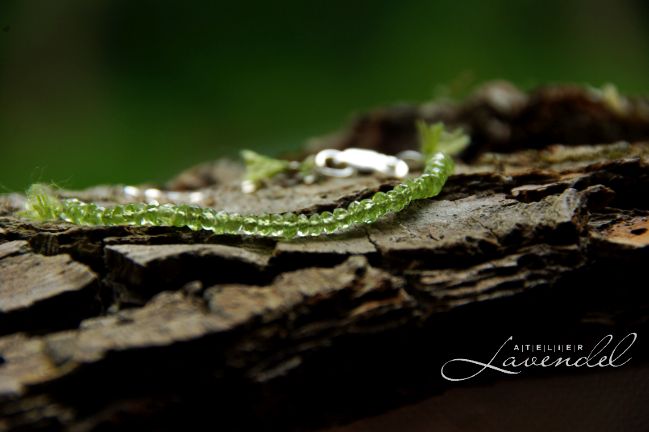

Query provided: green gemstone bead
[120,203,142,226]
[82,203,103,225]
[223,214,243,233]
[397,183,412,196]
[320,211,334,224]
[386,189,408,212]
[346,201,367,224]
[61,200,83,223]
[395,182,410,194]
[136,207,151,225]
[106,205,126,225]
[262,214,283,236]
[197,209,214,229]
[281,224,298,239]
[245,214,268,236]
[123,203,142,215]
[372,191,388,204]
[206,211,227,234]
[405,179,424,200]
[183,205,200,228]
[332,208,349,230]
[417,178,430,196]
[182,206,200,230]
[150,204,175,226]
[75,205,90,224]
[255,224,273,236]
[359,199,381,223]
[269,213,282,224]
[318,211,335,234]
[255,214,272,228]
[296,214,310,237]
[98,207,113,225]
[371,191,390,216]
[278,213,298,238]
[416,175,432,195]
[240,215,259,235]
[169,205,188,227]
[347,200,361,216]
[347,210,364,224]
[308,213,324,236]
[333,207,347,220]
[282,212,298,223]
[270,226,286,237]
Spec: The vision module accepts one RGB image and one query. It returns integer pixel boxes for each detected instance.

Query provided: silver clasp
[314,148,410,178]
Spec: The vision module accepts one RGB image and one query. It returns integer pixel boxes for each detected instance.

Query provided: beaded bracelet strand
[21,122,466,239]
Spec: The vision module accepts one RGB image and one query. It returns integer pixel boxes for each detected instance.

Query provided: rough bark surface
[1,82,649,431]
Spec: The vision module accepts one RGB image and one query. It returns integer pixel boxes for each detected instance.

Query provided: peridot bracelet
[21,122,467,239]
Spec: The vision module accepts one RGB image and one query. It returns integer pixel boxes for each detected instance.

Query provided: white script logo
[441,333,637,382]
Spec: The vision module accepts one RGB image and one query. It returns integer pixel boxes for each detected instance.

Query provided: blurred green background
[1,0,648,191]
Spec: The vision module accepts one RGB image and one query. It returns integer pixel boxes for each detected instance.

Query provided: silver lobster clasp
[314,148,410,178]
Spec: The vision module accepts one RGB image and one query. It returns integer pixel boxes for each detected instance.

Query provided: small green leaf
[241,150,290,188]
[417,121,470,157]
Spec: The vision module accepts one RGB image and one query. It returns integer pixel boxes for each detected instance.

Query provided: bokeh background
[1,0,648,191]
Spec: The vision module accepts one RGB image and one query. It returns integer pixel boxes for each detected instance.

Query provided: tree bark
[1,82,649,431]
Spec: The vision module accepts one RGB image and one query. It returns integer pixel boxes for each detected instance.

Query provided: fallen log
[1,82,649,431]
